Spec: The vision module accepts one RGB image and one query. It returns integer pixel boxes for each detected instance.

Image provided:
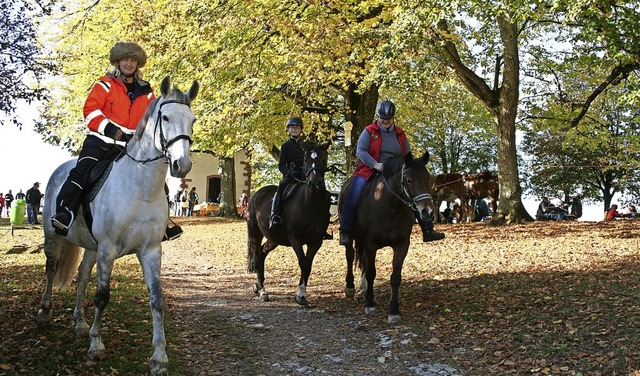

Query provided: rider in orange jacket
[51,42,182,241]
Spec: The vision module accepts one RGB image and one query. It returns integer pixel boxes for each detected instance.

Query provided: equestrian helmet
[109,42,147,68]
[376,100,396,119]
[286,117,304,128]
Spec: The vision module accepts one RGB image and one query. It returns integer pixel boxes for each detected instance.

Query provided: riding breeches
[339,175,367,232]
[56,137,114,213]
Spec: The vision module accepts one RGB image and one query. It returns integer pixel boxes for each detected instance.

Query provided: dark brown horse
[247,142,331,306]
[463,170,499,220]
[432,173,470,223]
[339,152,436,323]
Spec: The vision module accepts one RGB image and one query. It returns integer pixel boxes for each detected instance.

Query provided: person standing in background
[0,193,4,217]
[4,190,13,217]
[26,182,43,225]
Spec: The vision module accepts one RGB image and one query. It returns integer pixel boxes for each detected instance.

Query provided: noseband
[383,164,432,211]
[125,99,192,164]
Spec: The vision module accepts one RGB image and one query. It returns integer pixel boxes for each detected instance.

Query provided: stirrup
[269,214,282,229]
[51,211,74,236]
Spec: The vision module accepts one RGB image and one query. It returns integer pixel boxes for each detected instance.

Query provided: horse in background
[247,142,331,306]
[36,77,199,376]
[432,173,470,223]
[463,170,499,221]
[339,152,435,324]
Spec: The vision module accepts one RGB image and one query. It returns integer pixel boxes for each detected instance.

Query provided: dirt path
[160,218,463,376]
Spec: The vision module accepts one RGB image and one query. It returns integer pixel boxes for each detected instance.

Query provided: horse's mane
[137,88,193,132]
[382,153,411,179]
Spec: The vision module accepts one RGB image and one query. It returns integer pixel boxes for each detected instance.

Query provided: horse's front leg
[388,243,409,324]
[73,250,97,337]
[87,253,115,361]
[36,238,61,327]
[138,248,169,376]
[294,240,320,306]
[344,243,356,298]
[363,248,377,315]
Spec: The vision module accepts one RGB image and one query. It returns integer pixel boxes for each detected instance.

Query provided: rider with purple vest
[338,100,445,245]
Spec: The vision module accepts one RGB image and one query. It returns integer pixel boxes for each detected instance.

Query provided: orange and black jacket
[83,74,155,145]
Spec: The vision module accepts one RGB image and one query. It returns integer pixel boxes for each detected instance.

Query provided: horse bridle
[383,164,432,211]
[125,99,193,164]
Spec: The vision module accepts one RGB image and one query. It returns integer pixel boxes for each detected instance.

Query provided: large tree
[0,0,55,127]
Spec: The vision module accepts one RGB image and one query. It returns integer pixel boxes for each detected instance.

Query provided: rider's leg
[51,141,106,235]
[338,176,367,245]
[164,184,183,241]
[269,177,292,229]
[416,214,445,242]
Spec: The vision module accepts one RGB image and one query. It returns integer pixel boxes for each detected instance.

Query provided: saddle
[81,147,124,231]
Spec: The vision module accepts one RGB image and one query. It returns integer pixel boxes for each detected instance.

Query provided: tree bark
[343,83,379,174]
[216,156,237,217]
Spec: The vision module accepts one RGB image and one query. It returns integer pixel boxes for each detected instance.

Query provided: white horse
[36,76,199,376]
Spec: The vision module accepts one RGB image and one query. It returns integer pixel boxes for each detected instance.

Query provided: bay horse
[36,77,199,376]
[463,170,499,220]
[247,142,331,306]
[339,152,435,324]
[432,172,470,223]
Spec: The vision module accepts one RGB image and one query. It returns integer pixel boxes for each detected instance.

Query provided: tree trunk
[216,156,237,217]
[343,83,379,174]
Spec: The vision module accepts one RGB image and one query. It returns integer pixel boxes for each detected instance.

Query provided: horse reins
[383,164,432,212]
[124,99,193,164]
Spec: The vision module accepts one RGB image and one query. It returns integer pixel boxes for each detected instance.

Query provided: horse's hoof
[295,295,309,306]
[365,306,377,315]
[87,349,106,361]
[388,314,401,324]
[253,283,260,295]
[150,360,169,376]
[75,322,90,337]
[36,309,52,327]
[260,293,270,302]
[344,287,356,299]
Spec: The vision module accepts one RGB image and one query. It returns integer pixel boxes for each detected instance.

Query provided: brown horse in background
[463,170,499,220]
[431,173,470,223]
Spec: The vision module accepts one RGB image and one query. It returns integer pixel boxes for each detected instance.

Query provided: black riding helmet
[286,117,304,127]
[376,100,396,119]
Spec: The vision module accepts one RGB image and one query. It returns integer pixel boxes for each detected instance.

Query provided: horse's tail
[247,234,256,273]
[46,235,83,289]
[354,241,365,272]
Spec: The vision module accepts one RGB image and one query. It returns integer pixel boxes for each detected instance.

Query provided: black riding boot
[269,192,282,229]
[417,216,445,242]
[51,180,83,236]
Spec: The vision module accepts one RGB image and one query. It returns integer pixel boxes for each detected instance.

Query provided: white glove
[373,162,383,172]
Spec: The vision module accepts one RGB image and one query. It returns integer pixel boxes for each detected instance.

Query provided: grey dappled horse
[36,77,199,376]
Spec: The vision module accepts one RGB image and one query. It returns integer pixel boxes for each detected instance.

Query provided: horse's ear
[404,152,413,165]
[421,151,430,164]
[160,76,171,97]
[322,142,330,151]
[187,80,199,102]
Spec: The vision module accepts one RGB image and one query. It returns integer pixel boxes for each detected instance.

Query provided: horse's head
[384,151,436,222]
[133,76,199,178]
[302,141,330,192]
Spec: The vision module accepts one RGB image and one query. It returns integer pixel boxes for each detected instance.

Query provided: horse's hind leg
[36,235,64,326]
[138,248,169,376]
[363,249,378,316]
[253,241,276,302]
[344,243,356,298]
[73,250,96,337]
[37,234,80,326]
